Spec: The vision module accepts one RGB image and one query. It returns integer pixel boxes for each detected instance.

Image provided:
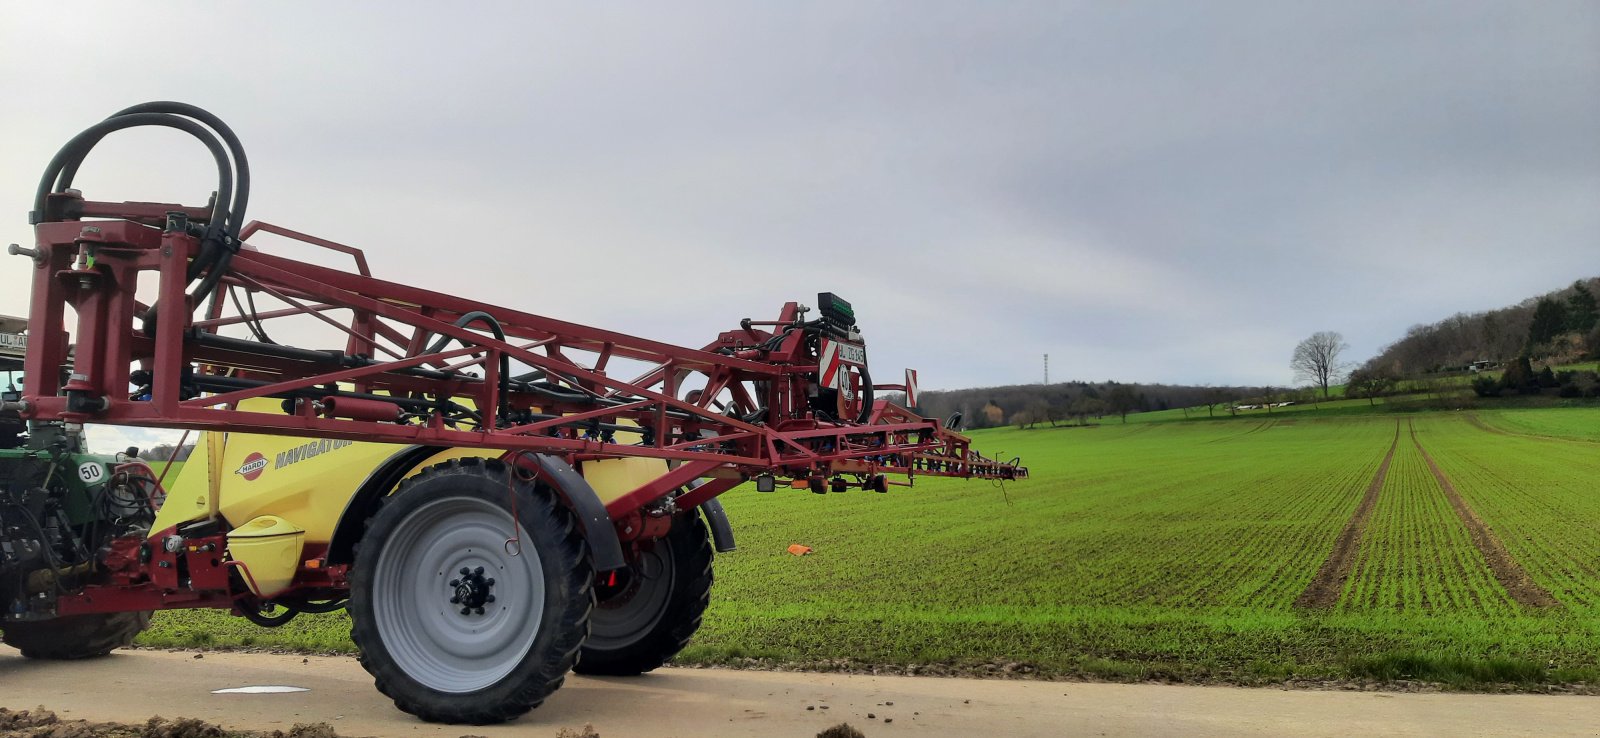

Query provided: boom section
[13,197,1024,517]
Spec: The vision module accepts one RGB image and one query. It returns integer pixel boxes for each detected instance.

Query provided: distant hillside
[890,278,1599,430]
[889,380,1281,431]
[1363,278,1600,376]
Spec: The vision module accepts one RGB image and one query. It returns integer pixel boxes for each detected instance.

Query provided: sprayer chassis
[6,105,1023,723]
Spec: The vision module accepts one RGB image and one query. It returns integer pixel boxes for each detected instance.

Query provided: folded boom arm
[9,104,1026,521]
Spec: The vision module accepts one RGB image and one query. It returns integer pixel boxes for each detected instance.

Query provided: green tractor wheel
[2,611,152,659]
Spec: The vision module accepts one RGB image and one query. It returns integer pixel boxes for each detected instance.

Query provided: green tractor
[0,354,157,658]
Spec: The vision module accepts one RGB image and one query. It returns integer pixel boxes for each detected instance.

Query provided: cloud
[84,425,189,455]
[0,1,1594,393]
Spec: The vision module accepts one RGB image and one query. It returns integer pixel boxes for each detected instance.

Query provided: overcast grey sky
[2,2,1596,397]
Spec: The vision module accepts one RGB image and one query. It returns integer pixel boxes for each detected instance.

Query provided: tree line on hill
[1343,277,1600,404]
[137,443,196,464]
[888,380,1286,430]
[1469,357,1600,399]
[1361,278,1599,377]
[892,277,1600,429]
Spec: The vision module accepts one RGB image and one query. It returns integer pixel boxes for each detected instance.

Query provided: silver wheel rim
[588,542,676,650]
[373,496,543,694]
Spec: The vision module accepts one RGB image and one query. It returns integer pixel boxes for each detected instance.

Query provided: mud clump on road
[553,726,599,738]
[0,708,350,738]
[0,706,115,738]
[0,707,59,730]
[143,717,223,738]
[816,725,865,738]
[275,725,336,738]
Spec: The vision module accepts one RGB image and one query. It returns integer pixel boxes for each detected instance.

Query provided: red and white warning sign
[905,368,919,408]
[819,338,867,391]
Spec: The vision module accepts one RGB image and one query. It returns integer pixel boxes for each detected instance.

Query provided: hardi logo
[236,452,269,481]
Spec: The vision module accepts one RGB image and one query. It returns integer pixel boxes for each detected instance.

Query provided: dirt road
[1,646,1596,737]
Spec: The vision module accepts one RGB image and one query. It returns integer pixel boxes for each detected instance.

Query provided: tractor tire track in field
[1408,420,1559,609]
[1207,419,1275,444]
[1295,420,1399,609]
[1465,413,1597,445]
[1463,414,1512,437]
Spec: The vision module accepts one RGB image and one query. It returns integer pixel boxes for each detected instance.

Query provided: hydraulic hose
[82,101,251,234]
[33,112,234,233]
[283,598,347,614]
[856,365,874,424]
[422,311,511,419]
[52,103,252,281]
[422,311,505,356]
[33,104,251,336]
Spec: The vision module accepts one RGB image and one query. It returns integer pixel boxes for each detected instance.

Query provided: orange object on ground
[786,544,813,556]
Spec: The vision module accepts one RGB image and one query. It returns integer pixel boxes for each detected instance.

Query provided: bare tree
[1012,409,1033,430]
[1030,399,1056,427]
[1291,331,1350,399]
[1069,397,1104,425]
[1106,385,1137,423]
[1201,385,1230,418]
[1345,367,1396,406]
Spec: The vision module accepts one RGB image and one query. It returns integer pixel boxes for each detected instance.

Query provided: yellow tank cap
[228,516,306,598]
[231,515,305,538]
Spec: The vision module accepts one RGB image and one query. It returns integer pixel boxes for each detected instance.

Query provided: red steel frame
[17,192,1025,527]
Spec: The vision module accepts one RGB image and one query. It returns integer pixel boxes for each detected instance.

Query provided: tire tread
[2,611,151,659]
[348,458,593,724]
[574,511,713,676]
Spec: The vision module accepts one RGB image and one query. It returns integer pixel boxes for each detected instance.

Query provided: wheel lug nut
[474,566,484,576]
[449,579,460,587]
[485,595,495,604]
[460,567,471,576]
[474,607,485,615]
[450,596,460,604]
[460,607,472,615]
[485,578,495,586]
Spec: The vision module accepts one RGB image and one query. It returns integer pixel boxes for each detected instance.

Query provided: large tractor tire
[1,611,152,659]
[575,510,713,676]
[349,458,593,725]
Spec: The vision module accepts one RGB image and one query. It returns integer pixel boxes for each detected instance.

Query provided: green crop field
[150,460,185,484]
[140,405,1600,689]
[1473,407,1600,443]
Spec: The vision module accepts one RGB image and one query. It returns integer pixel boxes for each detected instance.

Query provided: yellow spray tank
[226,516,305,597]
[152,397,670,578]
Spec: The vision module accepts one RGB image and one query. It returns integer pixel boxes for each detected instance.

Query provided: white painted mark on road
[211,686,309,694]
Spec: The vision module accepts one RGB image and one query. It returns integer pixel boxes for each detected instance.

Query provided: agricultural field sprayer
[0,103,1026,724]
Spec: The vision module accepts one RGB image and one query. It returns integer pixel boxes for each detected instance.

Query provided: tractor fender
[326,446,626,572]
[699,498,736,553]
[685,479,736,553]
[525,454,626,572]
[327,445,441,565]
